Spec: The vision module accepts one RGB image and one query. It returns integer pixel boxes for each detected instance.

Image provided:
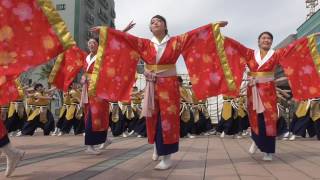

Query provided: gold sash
[192,104,210,122]
[59,106,67,118]
[145,64,176,73]
[222,102,232,120]
[8,103,15,118]
[237,106,247,118]
[66,105,76,120]
[295,101,309,118]
[180,103,191,123]
[27,106,48,124]
[121,104,135,120]
[248,71,275,78]
[111,104,120,123]
[310,101,320,121]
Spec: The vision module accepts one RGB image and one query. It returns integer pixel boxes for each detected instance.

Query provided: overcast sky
[114,0,313,73]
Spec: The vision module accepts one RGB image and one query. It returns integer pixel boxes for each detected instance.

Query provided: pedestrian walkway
[1,135,320,180]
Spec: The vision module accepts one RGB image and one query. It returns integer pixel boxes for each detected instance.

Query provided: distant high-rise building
[52,0,116,50]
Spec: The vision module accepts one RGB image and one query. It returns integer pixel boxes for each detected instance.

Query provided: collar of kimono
[141,64,177,117]
[151,35,170,63]
[248,71,275,113]
[254,49,275,69]
[151,35,170,45]
[86,53,97,71]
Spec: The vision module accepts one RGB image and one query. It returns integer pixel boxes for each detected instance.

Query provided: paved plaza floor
[1,134,320,180]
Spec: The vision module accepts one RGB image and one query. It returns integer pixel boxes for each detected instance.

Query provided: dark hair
[28,79,32,86]
[89,37,99,44]
[150,15,168,34]
[177,76,183,83]
[34,83,43,90]
[258,31,273,41]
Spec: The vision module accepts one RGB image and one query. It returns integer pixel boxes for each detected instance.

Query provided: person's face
[258,34,273,51]
[132,87,138,93]
[87,39,98,53]
[150,17,166,35]
[36,86,43,92]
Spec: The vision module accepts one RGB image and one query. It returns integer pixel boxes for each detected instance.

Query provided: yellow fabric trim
[237,107,246,118]
[70,90,81,103]
[59,106,66,118]
[111,105,120,123]
[121,105,135,120]
[28,108,40,121]
[223,96,233,100]
[310,101,320,121]
[14,79,24,98]
[308,34,320,75]
[248,72,275,78]
[295,101,309,118]
[145,64,176,73]
[8,103,15,118]
[180,104,191,123]
[66,105,76,120]
[37,0,75,50]
[212,23,236,91]
[88,27,108,96]
[193,108,200,123]
[48,53,64,84]
[222,102,232,120]
[180,87,192,103]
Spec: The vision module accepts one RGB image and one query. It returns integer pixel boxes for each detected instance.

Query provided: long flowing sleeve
[0,78,24,105]
[181,24,247,100]
[0,0,75,79]
[279,34,320,100]
[48,45,87,91]
[89,27,154,101]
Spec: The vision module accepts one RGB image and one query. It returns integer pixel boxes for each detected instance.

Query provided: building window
[99,0,109,9]
[86,0,95,9]
[86,11,95,25]
[56,4,66,11]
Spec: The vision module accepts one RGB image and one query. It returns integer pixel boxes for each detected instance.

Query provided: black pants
[84,109,107,145]
[155,113,178,156]
[251,113,276,153]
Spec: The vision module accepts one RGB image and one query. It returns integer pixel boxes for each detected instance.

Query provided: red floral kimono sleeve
[89,27,153,101]
[279,34,320,100]
[0,78,24,105]
[48,45,87,91]
[0,0,75,78]
[181,24,246,100]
